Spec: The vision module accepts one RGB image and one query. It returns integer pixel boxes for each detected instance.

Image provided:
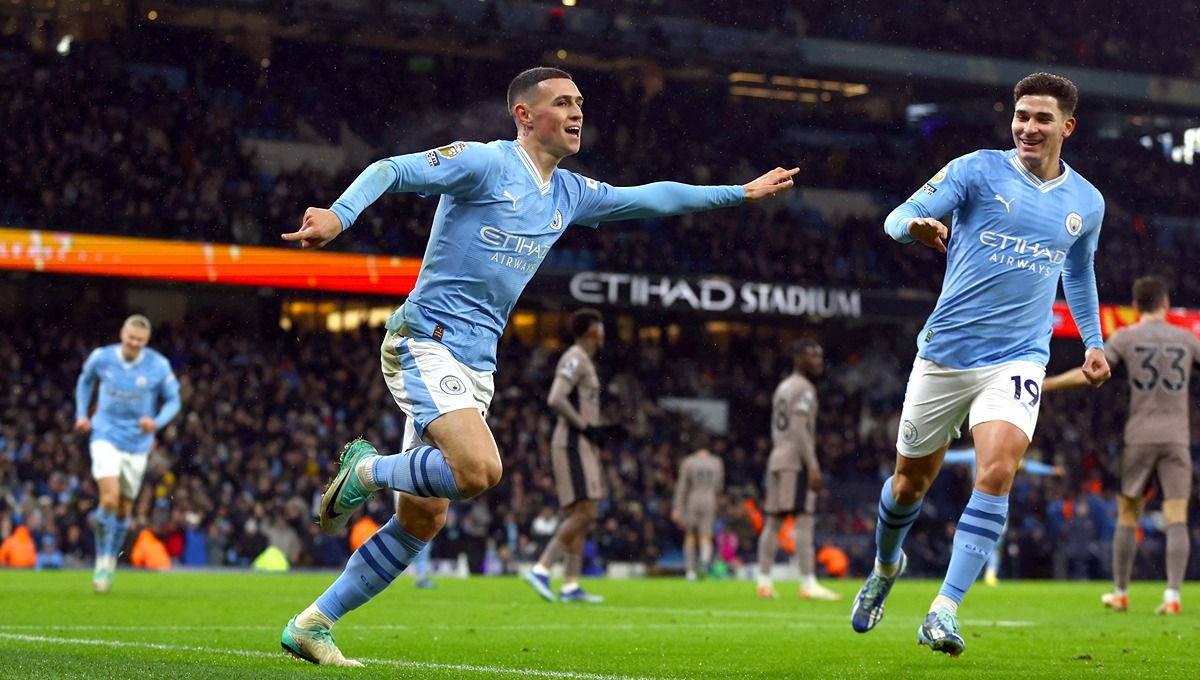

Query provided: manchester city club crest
[136,376,147,388]
[1064,212,1083,237]
[550,209,563,231]
[901,419,919,445]
[440,376,466,395]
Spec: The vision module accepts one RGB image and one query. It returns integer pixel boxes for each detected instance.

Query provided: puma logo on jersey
[993,194,1015,212]
[502,191,519,210]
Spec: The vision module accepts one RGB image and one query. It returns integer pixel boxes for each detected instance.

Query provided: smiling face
[1011,94,1075,178]
[119,322,149,362]
[514,77,583,161]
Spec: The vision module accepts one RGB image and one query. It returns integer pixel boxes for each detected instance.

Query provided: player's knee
[455,457,503,498]
[573,501,598,524]
[975,459,1018,492]
[399,501,448,539]
[891,473,932,504]
[1163,498,1189,525]
[1116,496,1143,526]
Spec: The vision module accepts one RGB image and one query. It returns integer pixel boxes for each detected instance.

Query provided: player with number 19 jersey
[887,149,1105,369]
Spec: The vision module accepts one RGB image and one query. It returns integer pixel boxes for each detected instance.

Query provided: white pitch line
[420,600,1040,627]
[0,621,817,633]
[0,633,654,680]
[968,620,1035,627]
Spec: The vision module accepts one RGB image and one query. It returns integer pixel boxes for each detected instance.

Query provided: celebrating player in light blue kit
[850,73,1110,656]
[74,314,180,593]
[278,67,798,666]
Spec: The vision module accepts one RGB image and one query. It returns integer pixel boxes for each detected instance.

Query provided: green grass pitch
[0,570,1195,679]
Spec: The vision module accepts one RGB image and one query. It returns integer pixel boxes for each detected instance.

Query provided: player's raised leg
[319,334,500,534]
[852,449,942,632]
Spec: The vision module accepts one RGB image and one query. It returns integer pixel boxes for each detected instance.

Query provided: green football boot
[281,615,363,667]
[317,438,379,534]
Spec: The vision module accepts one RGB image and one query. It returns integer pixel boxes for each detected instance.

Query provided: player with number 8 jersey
[850,72,1110,656]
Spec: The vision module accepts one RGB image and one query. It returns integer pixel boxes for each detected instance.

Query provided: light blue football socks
[315,518,429,622]
[875,475,922,573]
[367,446,464,500]
[939,489,1009,605]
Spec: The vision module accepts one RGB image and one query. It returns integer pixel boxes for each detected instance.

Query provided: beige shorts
[680,501,717,535]
[1121,443,1192,500]
[551,433,605,508]
[764,468,816,515]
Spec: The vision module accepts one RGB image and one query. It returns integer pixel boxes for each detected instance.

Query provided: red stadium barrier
[0,227,421,295]
[1052,301,1200,339]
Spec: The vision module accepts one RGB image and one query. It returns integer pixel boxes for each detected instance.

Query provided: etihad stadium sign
[568,271,862,319]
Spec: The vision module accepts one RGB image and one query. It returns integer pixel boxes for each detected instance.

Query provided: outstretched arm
[282,142,499,248]
[743,167,799,201]
[574,167,797,226]
[1042,367,1091,392]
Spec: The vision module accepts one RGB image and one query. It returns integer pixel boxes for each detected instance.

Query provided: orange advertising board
[0,228,420,296]
[1052,301,1200,340]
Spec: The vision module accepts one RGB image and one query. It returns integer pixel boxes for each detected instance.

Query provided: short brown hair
[507,67,573,115]
[1132,275,1168,312]
[570,308,602,339]
[1013,72,1079,116]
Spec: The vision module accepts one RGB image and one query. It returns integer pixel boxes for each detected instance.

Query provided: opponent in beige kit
[673,442,725,580]
[757,339,840,601]
[525,308,608,603]
[1045,276,1200,615]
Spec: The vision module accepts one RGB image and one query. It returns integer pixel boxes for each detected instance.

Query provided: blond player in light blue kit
[74,314,180,593]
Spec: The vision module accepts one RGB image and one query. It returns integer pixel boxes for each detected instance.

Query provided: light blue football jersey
[885,149,1105,369]
[75,345,181,454]
[329,139,743,370]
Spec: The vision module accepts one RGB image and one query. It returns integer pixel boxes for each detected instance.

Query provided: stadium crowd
[2,310,1197,583]
[2,38,1200,305]
[627,1,1200,79]
[2,22,1199,583]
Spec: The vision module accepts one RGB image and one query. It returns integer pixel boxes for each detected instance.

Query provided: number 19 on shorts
[1009,375,1040,406]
